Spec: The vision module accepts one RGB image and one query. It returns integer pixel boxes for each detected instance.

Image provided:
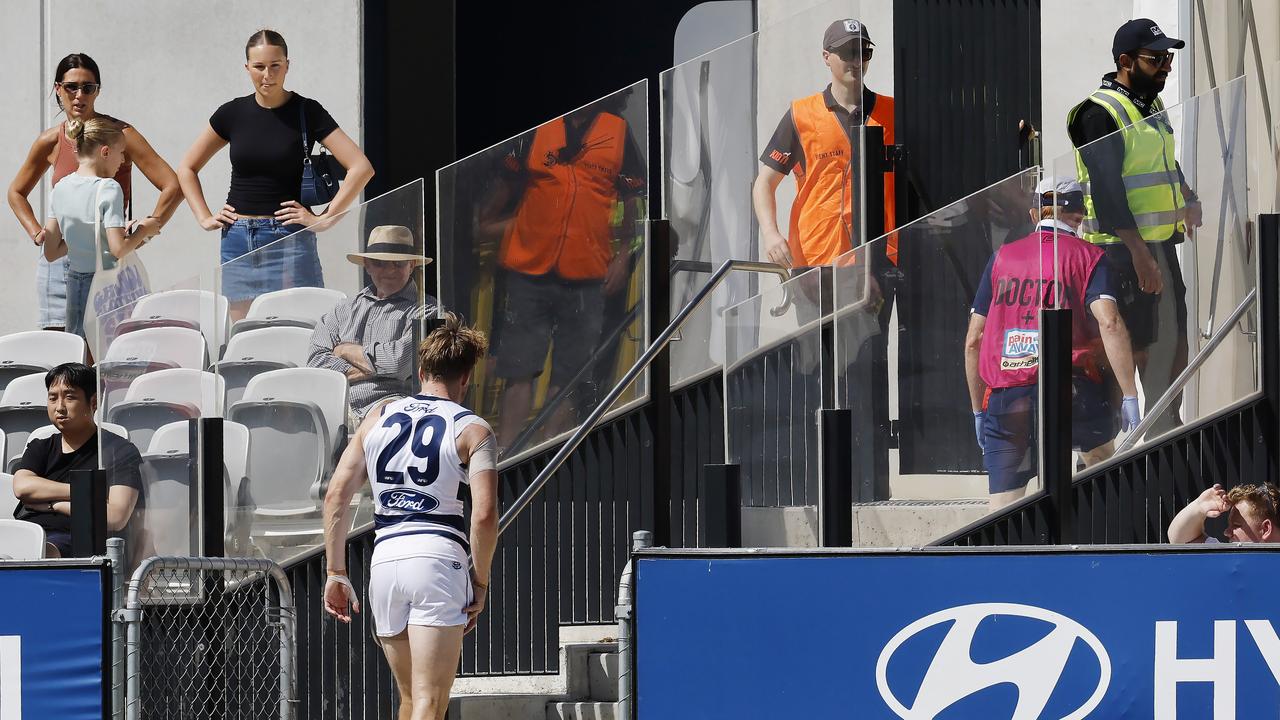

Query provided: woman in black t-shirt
[177,29,374,319]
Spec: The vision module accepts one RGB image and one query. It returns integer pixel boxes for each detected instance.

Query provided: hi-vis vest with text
[978,229,1104,389]
[500,113,626,280]
[788,92,897,267]
[1068,89,1185,245]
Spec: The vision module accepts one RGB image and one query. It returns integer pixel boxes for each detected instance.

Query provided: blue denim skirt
[220,218,325,303]
[37,253,68,328]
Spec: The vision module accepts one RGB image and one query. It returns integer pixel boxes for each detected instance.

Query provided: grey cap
[1036,178,1086,212]
[823,19,873,50]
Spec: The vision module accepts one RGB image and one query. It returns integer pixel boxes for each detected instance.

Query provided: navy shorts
[1101,240,1188,350]
[220,219,324,303]
[983,378,1117,493]
[493,270,605,389]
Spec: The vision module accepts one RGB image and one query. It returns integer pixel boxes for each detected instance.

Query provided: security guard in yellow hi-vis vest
[1067,18,1203,437]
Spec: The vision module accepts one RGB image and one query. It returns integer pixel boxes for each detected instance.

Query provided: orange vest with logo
[788,92,897,266]
[500,113,627,280]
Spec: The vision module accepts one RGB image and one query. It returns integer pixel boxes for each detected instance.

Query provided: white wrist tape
[326,575,354,591]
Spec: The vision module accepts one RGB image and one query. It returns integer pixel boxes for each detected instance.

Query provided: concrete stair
[448,639,622,720]
[852,498,991,546]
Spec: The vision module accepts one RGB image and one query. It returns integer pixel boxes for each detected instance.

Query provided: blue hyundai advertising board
[634,547,1280,719]
[0,562,108,720]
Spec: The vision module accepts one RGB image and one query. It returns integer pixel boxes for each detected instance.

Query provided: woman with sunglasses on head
[7,53,181,331]
[178,29,374,321]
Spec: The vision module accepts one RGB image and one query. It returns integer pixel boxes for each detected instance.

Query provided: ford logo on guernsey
[379,489,439,514]
[875,603,1111,719]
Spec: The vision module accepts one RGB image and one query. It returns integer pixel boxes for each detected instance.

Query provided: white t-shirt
[49,174,126,273]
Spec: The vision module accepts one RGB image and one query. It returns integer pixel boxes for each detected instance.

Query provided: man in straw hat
[309,225,437,421]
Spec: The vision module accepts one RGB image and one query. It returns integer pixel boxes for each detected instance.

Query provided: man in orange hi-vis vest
[490,97,646,450]
[752,18,897,272]
[751,19,899,503]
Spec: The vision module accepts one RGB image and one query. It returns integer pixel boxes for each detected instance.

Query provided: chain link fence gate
[116,556,297,720]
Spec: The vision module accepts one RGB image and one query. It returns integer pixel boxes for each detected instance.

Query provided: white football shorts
[369,554,473,636]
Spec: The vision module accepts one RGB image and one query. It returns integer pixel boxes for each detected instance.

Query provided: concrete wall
[0,0,362,337]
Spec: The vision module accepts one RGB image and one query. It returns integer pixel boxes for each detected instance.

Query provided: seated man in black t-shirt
[11,363,143,558]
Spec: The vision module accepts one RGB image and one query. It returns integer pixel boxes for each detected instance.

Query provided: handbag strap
[298,98,312,162]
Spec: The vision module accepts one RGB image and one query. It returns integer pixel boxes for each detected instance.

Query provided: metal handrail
[501,259,726,464]
[497,259,789,534]
[1116,287,1258,454]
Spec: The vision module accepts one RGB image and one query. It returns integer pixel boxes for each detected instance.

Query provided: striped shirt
[307,281,437,418]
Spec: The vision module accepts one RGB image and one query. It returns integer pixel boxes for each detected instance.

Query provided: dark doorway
[893,0,1042,475]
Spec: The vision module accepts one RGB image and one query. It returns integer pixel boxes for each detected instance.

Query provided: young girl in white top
[42,118,146,340]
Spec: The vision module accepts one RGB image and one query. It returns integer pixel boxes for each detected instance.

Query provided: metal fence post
[199,417,225,557]
[650,219,673,546]
[1258,214,1279,485]
[70,468,108,556]
[106,538,126,720]
[819,409,854,546]
[1039,307,1074,543]
[617,530,652,720]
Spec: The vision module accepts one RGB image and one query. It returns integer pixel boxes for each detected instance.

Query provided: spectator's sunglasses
[57,82,100,95]
[831,45,874,63]
[1135,52,1175,68]
[366,259,411,270]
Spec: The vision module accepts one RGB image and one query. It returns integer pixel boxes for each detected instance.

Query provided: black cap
[1112,18,1185,60]
[823,19,873,51]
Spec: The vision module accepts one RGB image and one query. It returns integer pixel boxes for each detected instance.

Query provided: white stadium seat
[0,519,44,560]
[0,473,17,519]
[228,368,347,517]
[139,420,252,556]
[97,326,208,409]
[0,373,50,472]
[106,369,223,453]
[0,331,85,396]
[216,326,314,406]
[230,287,347,336]
[116,289,231,363]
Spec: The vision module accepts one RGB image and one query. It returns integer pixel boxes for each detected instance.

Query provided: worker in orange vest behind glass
[753,18,897,272]
[490,94,646,451]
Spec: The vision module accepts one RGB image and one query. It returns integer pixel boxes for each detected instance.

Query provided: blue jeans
[65,269,96,340]
[220,219,324,303]
[37,254,68,328]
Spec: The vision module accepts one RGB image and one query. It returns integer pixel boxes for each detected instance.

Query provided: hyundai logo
[875,603,1110,719]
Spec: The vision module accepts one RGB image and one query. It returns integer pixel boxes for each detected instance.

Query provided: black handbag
[299,101,345,207]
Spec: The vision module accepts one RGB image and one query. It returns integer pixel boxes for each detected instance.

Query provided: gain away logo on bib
[1000,328,1039,371]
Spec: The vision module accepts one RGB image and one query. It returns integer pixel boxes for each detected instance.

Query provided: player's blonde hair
[418,312,488,382]
[65,117,123,158]
[1227,483,1280,522]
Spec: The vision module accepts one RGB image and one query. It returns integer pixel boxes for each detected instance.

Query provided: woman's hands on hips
[276,200,329,230]
[201,204,239,231]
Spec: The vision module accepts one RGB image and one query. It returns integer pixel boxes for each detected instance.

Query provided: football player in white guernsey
[322,313,498,720]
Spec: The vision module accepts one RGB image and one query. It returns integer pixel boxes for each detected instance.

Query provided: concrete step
[852,498,991,547]
[545,701,618,720]
[563,643,617,700]
[587,652,619,702]
[448,694,558,719]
